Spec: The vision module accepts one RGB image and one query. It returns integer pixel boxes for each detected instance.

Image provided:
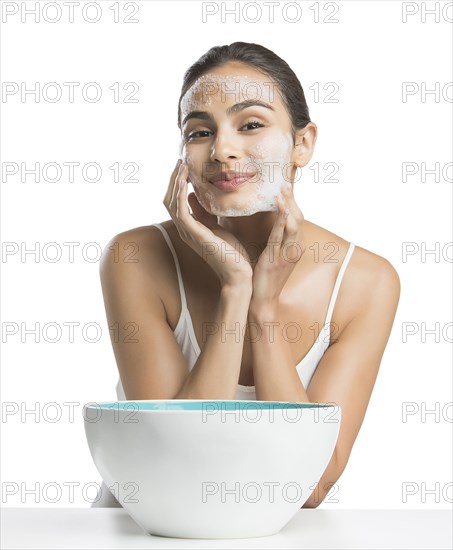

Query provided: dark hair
[177,42,311,143]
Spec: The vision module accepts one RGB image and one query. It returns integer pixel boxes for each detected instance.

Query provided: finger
[175,168,217,246]
[282,182,304,224]
[176,164,191,222]
[164,159,182,207]
[267,193,289,254]
[279,184,304,260]
[165,162,184,218]
[281,183,296,216]
[169,161,185,211]
[176,165,206,235]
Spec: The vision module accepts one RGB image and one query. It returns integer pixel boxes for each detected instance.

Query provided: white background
[1,0,452,509]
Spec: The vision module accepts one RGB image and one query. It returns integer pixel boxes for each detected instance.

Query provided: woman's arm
[247,303,311,402]
[100,229,191,400]
[174,283,252,400]
[100,228,253,401]
[302,257,400,506]
[249,255,401,506]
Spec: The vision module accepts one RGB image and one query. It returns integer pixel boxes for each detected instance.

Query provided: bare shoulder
[343,238,400,302]
[99,223,172,279]
[306,220,401,310]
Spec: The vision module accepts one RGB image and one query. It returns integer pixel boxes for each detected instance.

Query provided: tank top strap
[152,223,188,311]
[324,242,355,325]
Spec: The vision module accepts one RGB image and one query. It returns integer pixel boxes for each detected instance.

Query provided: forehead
[180,65,283,113]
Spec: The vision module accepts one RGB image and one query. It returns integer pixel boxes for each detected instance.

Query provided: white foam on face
[180,73,295,217]
[180,73,279,122]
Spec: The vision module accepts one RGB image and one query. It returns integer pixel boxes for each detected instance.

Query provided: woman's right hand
[163,159,253,288]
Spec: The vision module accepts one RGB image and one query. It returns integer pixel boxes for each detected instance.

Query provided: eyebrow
[182,99,275,127]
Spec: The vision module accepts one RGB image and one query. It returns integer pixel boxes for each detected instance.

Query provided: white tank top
[116,223,355,402]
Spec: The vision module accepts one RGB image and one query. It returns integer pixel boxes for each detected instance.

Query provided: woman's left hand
[250,182,305,312]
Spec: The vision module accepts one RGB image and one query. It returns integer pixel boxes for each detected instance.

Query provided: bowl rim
[82,399,340,411]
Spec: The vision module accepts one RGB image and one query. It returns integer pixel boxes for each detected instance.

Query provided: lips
[210,171,256,192]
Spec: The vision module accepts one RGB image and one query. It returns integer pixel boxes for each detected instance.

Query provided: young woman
[94,42,400,508]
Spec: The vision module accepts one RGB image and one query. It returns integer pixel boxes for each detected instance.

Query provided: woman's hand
[250,182,306,312]
[163,160,253,288]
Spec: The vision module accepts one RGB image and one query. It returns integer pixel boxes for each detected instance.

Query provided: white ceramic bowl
[84,400,341,539]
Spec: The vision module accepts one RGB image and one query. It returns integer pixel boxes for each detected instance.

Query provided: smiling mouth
[210,174,256,192]
[209,170,257,191]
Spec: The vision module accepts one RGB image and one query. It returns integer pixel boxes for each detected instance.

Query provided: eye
[187,129,213,140]
[240,120,265,131]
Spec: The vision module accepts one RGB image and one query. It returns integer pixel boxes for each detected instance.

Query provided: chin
[194,186,280,217]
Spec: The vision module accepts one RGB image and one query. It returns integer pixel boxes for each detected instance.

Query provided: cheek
[250,134,293,163]
[248,134,293,185]
[180,148,200,184]
[249,138,273,160]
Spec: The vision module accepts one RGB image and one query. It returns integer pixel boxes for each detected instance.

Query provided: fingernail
[179,177,185,189]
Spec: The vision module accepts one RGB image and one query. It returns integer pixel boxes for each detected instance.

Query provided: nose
[209,127,240,164]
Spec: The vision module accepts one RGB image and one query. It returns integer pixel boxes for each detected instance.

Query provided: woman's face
[179,62,298,217]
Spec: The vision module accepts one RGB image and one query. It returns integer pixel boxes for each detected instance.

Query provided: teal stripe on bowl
[85,401,335,411]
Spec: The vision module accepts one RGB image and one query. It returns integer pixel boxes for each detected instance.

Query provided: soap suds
[180,73,279,121]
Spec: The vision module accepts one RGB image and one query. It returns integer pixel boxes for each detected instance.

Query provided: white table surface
[2,508,452,549]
